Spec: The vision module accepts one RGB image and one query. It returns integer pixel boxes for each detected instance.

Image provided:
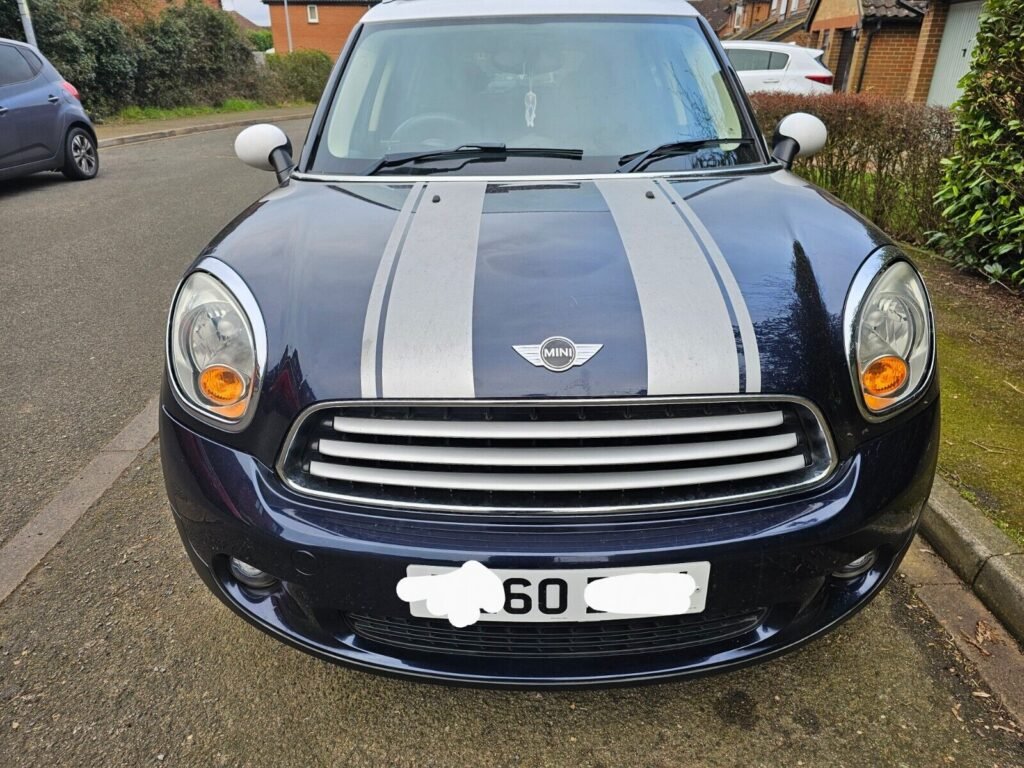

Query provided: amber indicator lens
[198,365,247,406]
[862,355,909,397]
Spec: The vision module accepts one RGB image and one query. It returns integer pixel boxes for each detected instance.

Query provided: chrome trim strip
[597,178,740,394]
[309,454,807,492]
[164,257,268,433]
[316,432,799,467]
[275,395,838,515]
[332,411,783,439]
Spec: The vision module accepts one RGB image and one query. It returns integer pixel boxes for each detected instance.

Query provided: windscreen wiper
[365,144,583,175]
[616,138,754,174]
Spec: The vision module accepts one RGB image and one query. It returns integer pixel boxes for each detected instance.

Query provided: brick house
[688,0,734,36]
[805,0,985,105]
[723,0,814,43]
[724,0,774,33]
[262,0,377,59]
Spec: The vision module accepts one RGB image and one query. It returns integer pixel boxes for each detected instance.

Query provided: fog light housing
[833,551,877,579]
[229,557,277,589]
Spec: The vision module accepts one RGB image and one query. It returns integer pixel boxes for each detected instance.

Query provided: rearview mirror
[235,124,294,184]
[771,113,828,170]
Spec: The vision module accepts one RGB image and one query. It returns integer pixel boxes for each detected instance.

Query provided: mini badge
[513,337,604,373]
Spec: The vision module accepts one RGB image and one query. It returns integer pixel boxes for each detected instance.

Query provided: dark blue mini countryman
[160,0,939,686]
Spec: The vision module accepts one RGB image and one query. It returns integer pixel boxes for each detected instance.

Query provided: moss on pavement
[908,247,1024,546]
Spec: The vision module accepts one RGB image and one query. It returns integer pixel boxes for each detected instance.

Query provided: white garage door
[927,1,984,107]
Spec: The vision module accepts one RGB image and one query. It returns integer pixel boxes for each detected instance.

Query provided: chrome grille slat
[332,411,784,440]
[277,398,836,515]
[309,455,807,492]
[316,433,799,467]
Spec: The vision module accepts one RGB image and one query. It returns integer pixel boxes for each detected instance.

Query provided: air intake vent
[277,398,834,514]
[346,609,769,658]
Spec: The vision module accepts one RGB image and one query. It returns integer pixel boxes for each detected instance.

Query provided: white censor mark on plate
[584,572,698,616]
[397,562,704,628]
[396,561,504,628]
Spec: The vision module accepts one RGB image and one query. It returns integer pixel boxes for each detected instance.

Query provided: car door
[725,48,775,93]
[763,51,792,92]
[0,43,63,168]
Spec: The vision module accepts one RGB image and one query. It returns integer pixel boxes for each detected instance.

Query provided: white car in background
[723,41,834,95]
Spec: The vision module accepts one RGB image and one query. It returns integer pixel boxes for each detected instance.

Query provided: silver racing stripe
[360,182,426,398]
[596,178,740,395]
[378,181,488,398]
[657,179,762,393]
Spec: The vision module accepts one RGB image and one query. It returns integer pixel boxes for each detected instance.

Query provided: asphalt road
[1,123,1023,767]
[0,120,308,546]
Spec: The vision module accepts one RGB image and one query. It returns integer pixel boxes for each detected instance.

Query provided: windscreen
[311,16,760,175]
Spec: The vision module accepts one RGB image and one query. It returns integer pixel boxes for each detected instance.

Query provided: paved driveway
[0,123,1021,767]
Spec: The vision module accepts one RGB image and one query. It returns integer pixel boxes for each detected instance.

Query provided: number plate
[405,562,711,623]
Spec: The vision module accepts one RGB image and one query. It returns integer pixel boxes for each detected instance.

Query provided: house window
[734,4,744,27]
[306,5,319,24]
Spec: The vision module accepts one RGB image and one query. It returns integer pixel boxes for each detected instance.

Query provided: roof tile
[862,0,926,19]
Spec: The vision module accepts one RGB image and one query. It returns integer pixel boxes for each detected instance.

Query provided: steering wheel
[389,113,474,149]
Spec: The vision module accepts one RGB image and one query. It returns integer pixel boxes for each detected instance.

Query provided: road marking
[0,397,159,606]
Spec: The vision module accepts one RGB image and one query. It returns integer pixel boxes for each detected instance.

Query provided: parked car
[723,40,835,95]
[161,0,938,687]
[0,38,98,182]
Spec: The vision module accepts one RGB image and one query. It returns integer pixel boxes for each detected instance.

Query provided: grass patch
[108,99,309,124]
[906,246,1024,546]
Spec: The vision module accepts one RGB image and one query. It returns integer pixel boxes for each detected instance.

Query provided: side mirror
[235,124,294,184]
[771,112,828,170]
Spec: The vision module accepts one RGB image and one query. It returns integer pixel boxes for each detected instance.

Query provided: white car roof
[363,0,699,24]
[723,40,822,55]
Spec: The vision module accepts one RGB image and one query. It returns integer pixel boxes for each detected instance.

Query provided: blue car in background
[160,0,939,687]
[0,37,98,182]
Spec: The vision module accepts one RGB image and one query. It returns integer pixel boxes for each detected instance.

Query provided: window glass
[727,49,771,71]
[307,5,318,23]
[18,47,43,75]
[315,16,758,175]
[0,44,35,86]
[768,52,790,70]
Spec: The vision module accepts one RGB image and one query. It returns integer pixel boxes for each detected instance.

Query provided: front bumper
[160,400,939,688]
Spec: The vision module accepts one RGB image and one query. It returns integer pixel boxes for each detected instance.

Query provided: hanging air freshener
[525,82,537,128]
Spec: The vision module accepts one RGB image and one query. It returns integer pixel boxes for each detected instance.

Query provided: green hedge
[134,1,257,109]
[265,49,333,104]
[248,29,274,52]
[0,0,322,117]
[933,0,1024,288]
[750,93,955,244]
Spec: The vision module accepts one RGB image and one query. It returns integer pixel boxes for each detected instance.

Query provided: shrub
[135,0,259,109]
[265,49,333,103]
[750,93,955,244]
[248,28,274,52]
[933,0,1024,288]
[0,0,267,116]
[0,0,140,114]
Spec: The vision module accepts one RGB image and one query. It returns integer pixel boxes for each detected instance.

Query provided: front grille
[346,610,768,658]
[346,610,770,659]
[277,398,834,514]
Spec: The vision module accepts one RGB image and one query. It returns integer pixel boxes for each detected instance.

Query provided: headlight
[168,264,265,427]
[847,254,934,417]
